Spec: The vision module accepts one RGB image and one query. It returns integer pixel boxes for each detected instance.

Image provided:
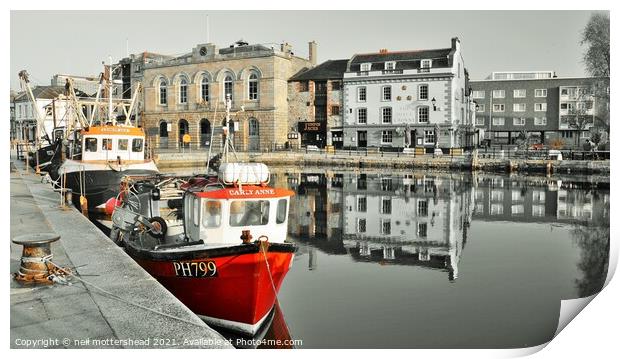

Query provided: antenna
[206,14,210,43]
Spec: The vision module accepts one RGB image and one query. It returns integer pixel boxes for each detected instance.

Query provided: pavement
[10,158,233,349]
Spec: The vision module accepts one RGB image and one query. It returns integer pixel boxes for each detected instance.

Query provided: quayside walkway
[10,159,232,349]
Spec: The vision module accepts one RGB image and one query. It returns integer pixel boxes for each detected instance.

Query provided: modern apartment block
[341,37,475,152]
[470,71,609,148]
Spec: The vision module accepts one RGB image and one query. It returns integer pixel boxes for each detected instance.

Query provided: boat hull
[59,160,159,210]
[125,242,295,335]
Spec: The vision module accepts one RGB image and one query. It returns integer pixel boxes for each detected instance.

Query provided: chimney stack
[308,41,317,66]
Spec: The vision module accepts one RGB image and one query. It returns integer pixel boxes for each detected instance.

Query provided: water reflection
[279,170,609,293]
[171,167,610,348]
[215,301,294,349]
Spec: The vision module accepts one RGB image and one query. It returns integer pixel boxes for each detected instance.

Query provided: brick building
[140,40,314,151]
[342,37,475,152]
[288,59,348,148]
[470,72,609,148]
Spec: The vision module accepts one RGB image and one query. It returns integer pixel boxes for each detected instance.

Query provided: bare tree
[581,13,610,77]
[581,12,610,136]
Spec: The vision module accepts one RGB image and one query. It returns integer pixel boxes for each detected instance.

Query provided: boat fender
[105,198,121,216]
[79,195,88,217]
[148,216,167,239]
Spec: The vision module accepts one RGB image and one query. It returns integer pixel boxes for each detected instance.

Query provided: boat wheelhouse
[58,124,158,211]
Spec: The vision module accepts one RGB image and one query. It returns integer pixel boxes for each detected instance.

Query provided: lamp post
[431,97,437,111]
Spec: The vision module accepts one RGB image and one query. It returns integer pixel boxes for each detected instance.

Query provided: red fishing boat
[112,96,296,335]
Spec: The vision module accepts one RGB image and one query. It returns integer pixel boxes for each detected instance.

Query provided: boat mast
[223,94,231,163]
[89,72,105,126]
[125,82,142,127]
[18,71,51,144]
[107,57,114,125]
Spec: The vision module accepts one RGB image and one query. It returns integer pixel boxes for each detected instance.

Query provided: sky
[10,10,601,91]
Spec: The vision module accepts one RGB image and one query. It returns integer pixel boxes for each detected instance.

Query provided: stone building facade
[470,72,609,148]
[342,37,474,152]
[140,41,314,151]
[288,59,348,148]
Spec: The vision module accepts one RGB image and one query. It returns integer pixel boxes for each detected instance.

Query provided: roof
[289,59,349,81]
[218,44,272,55]
[13,86,92,102]
[347,48,453,72]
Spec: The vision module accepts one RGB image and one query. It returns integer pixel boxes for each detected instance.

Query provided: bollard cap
[12,233,60,245]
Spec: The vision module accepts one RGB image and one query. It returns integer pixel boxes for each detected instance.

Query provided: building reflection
[471,174,609,225]
[342,173,474,282]
[286,170,475,282]
[282,169,609,287]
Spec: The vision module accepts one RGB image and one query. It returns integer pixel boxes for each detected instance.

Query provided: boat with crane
[54,59,159,212]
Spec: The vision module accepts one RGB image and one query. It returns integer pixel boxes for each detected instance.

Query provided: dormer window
[384,61,396,70]
[360,63,371,72]
[421,59,432,70]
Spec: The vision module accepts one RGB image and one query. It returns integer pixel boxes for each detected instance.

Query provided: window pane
[193,197,200,227]
[224,75,233,100]
[419,85,428,100]
[201,77,209,101]
[418,107,429,123]
[202,201,221,228]
[229,200,270,226]
[102,138,112,151]
[85,138,97,152]
[118,139,128,151]
[276,199,287,224]
[132,138,143,152]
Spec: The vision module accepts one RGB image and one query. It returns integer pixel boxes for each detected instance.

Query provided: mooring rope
[43,259,211,329]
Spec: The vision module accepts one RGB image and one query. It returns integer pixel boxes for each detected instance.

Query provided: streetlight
[431,97,437,111]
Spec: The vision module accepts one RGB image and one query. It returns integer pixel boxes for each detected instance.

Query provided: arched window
[201,76,209,102]
[224,75,233,101]
[179,119,189,147]
[248,73,259,100]
[159,80,167,105]
[159,121,168,137]
[179,78,188,104]
[248,118,259,136]
[200,118,211,147]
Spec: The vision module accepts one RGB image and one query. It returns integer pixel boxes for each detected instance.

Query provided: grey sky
[10,10,599,91]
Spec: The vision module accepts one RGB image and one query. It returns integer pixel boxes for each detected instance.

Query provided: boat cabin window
[132,138,144,152]
[192,197,200,227]
[229,200,270,227]
[118,139,128,151]
[102,138,113,151]
[202,201,221,228]
[85,138,98,152]
[276,199,287,224]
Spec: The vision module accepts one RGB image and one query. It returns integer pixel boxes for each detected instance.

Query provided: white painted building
[342,37,474,151]
[13,86,75,143]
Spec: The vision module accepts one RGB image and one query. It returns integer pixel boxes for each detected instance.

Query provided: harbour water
[116,167,611,349]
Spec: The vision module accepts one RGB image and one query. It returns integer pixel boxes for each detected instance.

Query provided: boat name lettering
[99,128,132,133]
[172,261,217,278]
[227,188,275,196]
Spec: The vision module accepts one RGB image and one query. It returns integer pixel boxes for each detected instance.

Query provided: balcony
[417,67,431,73]
[356,71,369,76]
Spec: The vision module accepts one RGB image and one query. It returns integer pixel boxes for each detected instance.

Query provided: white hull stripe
[59,159,159,175]
[197,308,272,336]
